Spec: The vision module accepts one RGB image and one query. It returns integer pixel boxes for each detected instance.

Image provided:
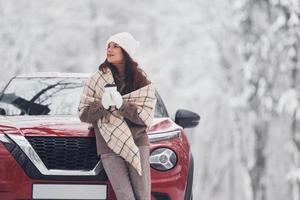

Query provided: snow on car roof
[16,72,91,78]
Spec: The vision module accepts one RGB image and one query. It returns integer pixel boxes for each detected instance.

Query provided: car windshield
[0,77,84,116]
[0,77,165,117]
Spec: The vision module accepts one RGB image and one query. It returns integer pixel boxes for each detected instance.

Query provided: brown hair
[98,48,150,93]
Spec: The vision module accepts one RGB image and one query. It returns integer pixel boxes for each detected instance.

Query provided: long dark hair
[98,48,150,93]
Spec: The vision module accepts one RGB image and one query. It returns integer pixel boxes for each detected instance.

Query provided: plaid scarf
[78,69,156,175]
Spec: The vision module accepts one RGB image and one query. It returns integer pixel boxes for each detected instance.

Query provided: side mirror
[175,109,200,128]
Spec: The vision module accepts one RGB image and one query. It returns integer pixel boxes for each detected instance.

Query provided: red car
[0,72,200,200]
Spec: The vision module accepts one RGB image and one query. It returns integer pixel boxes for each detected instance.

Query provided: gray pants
[101,146,151,200]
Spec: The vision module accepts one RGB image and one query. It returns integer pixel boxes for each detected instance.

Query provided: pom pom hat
[106,32,140,60]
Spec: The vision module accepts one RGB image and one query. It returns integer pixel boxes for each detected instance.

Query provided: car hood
[0,115,91,137]
[0,116,181,137]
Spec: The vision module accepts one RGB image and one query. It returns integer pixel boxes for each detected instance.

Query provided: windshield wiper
[0,93,50,115]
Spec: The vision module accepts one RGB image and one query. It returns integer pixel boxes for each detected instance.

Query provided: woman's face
[106,42,124,65]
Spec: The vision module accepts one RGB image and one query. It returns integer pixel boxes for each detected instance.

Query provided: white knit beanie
[106,32,140,60]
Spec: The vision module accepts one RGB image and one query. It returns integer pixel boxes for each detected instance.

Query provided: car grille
[26,136,100,170]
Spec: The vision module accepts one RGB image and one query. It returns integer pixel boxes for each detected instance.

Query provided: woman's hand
[101,92,113,109]
[111,91,123,109]
[101,90,123,110]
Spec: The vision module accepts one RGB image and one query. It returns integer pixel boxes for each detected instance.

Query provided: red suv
[0,72,200,200]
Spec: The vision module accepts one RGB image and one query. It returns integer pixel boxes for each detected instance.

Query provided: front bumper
[0,142,115,200]
[0,132,191,200]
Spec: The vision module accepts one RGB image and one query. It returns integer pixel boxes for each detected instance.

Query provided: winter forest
[0,0,300,199]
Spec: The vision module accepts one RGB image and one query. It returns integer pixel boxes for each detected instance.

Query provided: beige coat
[78,69,156,175]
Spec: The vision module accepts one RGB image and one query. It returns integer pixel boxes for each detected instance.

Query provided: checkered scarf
[78,69,156,175]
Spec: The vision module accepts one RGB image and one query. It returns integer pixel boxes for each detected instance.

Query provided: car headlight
[150,147,177,171]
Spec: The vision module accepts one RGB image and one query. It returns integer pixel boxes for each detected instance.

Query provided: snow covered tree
[217,0,300,199]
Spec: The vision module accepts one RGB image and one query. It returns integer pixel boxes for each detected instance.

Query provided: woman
[78,32,156,200]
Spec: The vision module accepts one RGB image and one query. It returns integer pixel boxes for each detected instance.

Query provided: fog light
[150,148,177,171]
[159,154,168,163]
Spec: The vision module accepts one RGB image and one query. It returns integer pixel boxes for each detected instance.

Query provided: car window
[154,92,169,118]
[0,77,169,117]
